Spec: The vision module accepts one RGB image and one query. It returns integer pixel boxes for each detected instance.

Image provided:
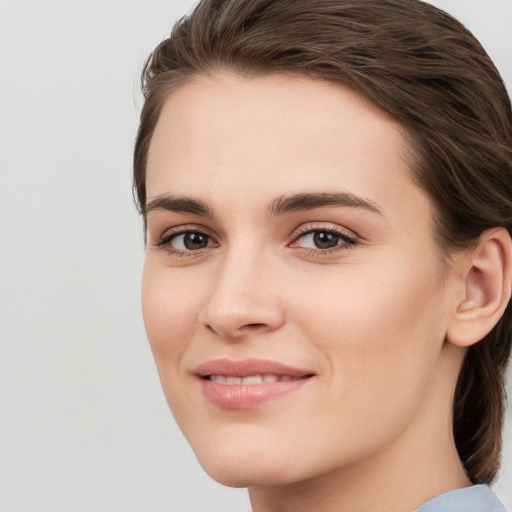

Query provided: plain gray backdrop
[0,1,511,511]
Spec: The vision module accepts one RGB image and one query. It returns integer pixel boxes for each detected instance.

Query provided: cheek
[279,260,448,466]
[141,263,197,362]
[293,252,447,403]
[141,262,207,419]
[299,260,442,337]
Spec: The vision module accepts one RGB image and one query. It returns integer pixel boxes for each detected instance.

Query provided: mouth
[196,358,315,409]
[205,374,306,384]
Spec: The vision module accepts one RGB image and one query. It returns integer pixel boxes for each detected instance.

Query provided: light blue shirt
[243,484,508,512]
[415,485,508,512]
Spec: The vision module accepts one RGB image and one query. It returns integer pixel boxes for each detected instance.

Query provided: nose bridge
[199,238,283,338]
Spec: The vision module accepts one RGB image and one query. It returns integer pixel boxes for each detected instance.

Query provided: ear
[447,228,512,348]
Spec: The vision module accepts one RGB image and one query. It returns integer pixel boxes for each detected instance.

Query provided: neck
[249,344,471,512]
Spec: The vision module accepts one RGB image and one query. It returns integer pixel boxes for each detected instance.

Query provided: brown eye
[295,230,354,250]
[312,231,340,249]
[162,231,214,252]
[182,232,209,250]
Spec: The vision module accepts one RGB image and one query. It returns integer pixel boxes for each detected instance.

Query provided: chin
[190,439,305,488]
[202,466,268,488]
[199,458,298,488]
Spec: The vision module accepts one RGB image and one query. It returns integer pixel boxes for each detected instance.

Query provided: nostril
[203,322,267,333]
[242,323,268,330]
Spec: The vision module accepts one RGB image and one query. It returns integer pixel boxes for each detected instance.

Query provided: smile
[207,374,303,384]
[196,359,315,409]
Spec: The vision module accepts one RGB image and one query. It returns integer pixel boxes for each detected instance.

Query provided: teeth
[242,375,263,384]
[209,374,297,385]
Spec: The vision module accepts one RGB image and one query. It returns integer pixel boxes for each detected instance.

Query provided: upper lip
[195,358,314,378]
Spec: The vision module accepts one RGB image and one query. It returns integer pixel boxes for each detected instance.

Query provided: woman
[133,0,512,510]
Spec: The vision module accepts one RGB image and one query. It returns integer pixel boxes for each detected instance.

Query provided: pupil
[184,233,208,250]
[313,231,338,249]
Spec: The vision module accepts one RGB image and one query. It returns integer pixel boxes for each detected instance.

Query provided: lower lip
[199,378,311,409]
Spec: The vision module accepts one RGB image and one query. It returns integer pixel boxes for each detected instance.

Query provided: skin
[142,72,476,512]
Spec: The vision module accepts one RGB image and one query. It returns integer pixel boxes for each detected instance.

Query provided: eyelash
[154,226,217,257]
[290,224,357,256]
[154,224,357,258]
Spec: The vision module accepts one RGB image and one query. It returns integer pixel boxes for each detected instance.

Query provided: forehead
[145,71,423,219]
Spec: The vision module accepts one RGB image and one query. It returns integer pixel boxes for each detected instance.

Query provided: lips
[195,358,314,409]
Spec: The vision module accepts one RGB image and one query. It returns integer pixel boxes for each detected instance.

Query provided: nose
[198,249,285,340]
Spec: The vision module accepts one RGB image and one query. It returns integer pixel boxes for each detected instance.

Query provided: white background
[0,1,510,511]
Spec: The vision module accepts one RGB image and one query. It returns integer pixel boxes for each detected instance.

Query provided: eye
[156,228,217,256]
[171,232,211,251]
[297,231,342,249]
[290,226,357,252]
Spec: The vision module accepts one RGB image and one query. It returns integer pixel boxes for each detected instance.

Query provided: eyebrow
[145,195,214,217]
[144,191,384,218]
[267,191,384,216]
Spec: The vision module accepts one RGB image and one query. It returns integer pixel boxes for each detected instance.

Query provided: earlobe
[447,228,512,348]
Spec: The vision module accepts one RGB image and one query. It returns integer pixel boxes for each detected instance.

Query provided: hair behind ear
[448,228,512,483]
[454,308,512,483]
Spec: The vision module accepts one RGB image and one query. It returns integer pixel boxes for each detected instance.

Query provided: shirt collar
[415,484,508,512]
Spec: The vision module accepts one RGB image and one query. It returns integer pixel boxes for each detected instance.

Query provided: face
[142,72,458,488]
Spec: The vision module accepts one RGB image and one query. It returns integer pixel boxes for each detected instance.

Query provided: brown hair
[133,0,512,484]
